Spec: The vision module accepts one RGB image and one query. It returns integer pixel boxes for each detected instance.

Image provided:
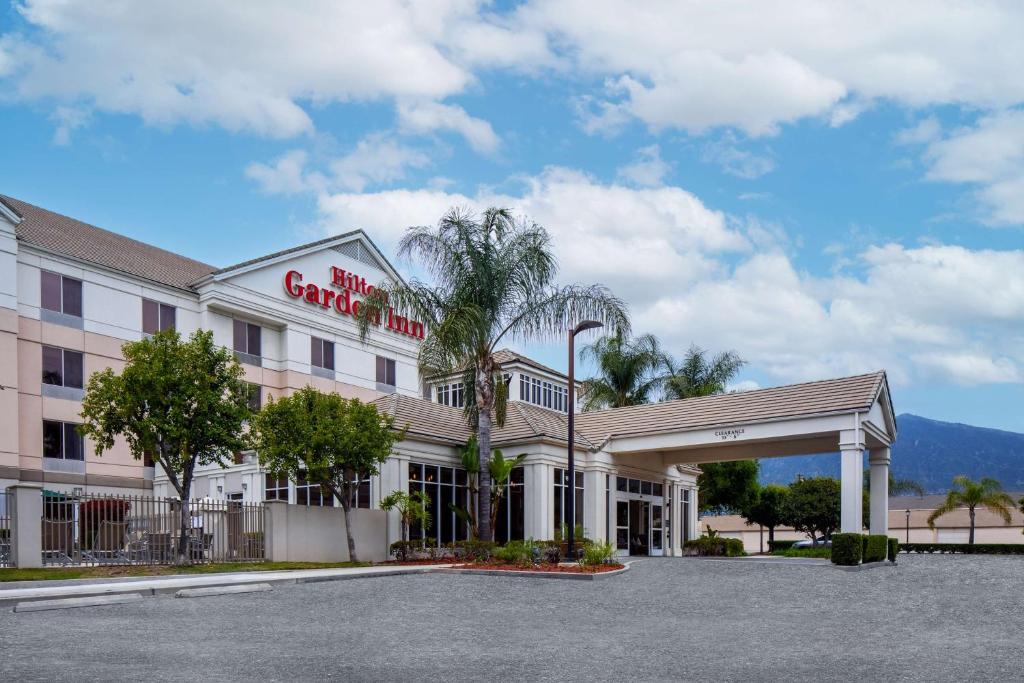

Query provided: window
[352,476,371,510]
[554,385,568,413]
[436,382,465,408]
[310,336,335,371]
[265,475,289,502]
[142,299,176,335]
[494,466,525,544]
[41,346,83,389]
[247,383,262,411]
[42,420,84,461]
[682,488,692,544]
[232,320,261,359]
[40,271,82,317]
[408,462,470,546]
[542,382,552,409]
[376,356,396,387]
[553,468,585,533]
[295,476,333,507]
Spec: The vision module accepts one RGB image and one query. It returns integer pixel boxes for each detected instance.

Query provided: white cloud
[50,105,89,146]
[314,170,1024,388]
[396,100,500,154]
[329,133,431,192]
[616,145,670,187]
[246,150,324,195]
[701,135,775,179]
[917,110,1024,224]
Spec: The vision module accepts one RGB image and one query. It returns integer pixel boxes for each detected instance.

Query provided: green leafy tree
[452,437,480,538]
[579,331,667,410]
[380,490,431,544]
[927,475,1015,545]
[784,477,841,545]
[79,329,251,564]
[742,484,790,545]
[248,388,404,562]
[697,460,760,514]
[664,345,745,399]
[356,207,628,541]
[488,449,527,537]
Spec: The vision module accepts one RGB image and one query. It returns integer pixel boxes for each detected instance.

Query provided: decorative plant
[380,490,432,545]
[579,540,616,566]
[488,449,527,536]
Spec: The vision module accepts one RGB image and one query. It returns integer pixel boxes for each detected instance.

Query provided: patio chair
[123,529,150,564]
[187,530,214,562]
[42,518,76,565]
[82,520,129,564]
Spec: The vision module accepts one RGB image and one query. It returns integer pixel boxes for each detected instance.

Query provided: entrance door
[650,503,664,556]
[628,500,650,556]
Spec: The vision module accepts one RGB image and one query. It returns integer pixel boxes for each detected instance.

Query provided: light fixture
[241,482,248,491]
[566,319,604,561]
[216,485,224,493]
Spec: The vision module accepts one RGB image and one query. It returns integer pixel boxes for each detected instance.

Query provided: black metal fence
[0,491,10,567]
[40,492,265,566]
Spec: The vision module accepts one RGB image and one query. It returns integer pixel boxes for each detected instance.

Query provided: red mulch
[379,560,624,573]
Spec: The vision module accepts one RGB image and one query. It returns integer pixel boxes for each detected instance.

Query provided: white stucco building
[0,194,897,559]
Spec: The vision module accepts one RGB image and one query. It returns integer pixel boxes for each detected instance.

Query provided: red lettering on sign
[284,270,304,298]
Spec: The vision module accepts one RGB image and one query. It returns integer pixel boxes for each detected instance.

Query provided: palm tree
[664,345,745,399]
[927,476,1015,544]
[579,331,666,410]
[357,208,629,541]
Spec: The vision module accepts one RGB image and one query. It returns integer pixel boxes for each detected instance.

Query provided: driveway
[1,554,1020,681]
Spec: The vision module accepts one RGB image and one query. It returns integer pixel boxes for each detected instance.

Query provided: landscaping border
[831,561,896,572]
[435,563,630,581]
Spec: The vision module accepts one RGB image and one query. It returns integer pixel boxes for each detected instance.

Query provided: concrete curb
[176,583,273,598]
[13,593,144,613]
[1,565,454,607]
[832,561,898,572]
[431,562,630,581]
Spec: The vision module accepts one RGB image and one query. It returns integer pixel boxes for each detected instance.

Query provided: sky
[1,1,1023,431]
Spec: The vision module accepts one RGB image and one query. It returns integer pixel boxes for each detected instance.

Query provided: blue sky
[2,1,1023,431]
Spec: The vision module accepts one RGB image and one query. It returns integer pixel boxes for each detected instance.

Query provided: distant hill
[758,414,1024,493]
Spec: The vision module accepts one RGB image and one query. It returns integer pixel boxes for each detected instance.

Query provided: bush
[864,535,888,563]
[389,537,438,562]
[773,546,831,559]
[767,539,797,552]
[540,542,562,564]
[493,540,538,567]
[830,533,862,566]
[887,537,899,563]
[683,536,746,557]
[579,540,616,566]
[448,539,497,562]
[901,543,1024,555]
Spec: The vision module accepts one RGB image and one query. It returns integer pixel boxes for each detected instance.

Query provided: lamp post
[567,319,603,561]
[905,509,911,544]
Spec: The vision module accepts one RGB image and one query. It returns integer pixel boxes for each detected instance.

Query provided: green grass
[771,547,832,559]
[0,561,370,583]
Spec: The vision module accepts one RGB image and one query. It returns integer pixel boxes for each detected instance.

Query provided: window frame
[375,356,396,387]
[142,298,176,335]
[232,319,262,359]
[41,345,84,389]
[40,270,83,318]
[42,419,85,461]
[310,335,335,371]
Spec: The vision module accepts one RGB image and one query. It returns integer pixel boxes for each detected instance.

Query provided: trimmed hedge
[901,543,1024,555]
[767,540,797,552]
[864,535,888,563]
[830,533,862,566]
[887,537,899,563]
[683,537,746,557]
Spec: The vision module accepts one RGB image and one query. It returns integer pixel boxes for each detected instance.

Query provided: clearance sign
[284,267,425,340]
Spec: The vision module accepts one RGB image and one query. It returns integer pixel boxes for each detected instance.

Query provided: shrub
[580,540,616,566]
[683,536,746,557]
[901,543,1024,555]
[830,533,862,566]
[864,535,888,563]
[390,537,438,562]
[773,546,831,559]
[767,539,797,552]
[887,537,899,563]
[540,542,562,564]
[448,539,497,562]
[493,540,538,567]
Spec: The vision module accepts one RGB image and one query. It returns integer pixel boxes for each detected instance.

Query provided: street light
[567,319,603,561]
[905,509,911,544]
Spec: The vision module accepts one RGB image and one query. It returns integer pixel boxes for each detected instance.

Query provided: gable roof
[574,371,888,445]
[372,393,595,449]
[2,195,216,290]
[492,348,568,380]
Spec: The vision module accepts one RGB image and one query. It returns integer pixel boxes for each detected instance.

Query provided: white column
[524,462,553,540]
[378,454,406,546]
[583,470,605,543]
[10,484,44,568]
[869,447,890,536]
[668,483,682,556]
[839,428,864,534]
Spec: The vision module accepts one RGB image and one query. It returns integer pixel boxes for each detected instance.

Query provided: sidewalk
[0,564,453,606]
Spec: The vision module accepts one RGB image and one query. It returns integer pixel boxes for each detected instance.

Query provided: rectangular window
[554,467,585,532]
[310,336,335,370]
[142,299,176,334]
[375,356,396,387]
[408,461,469,546]
[247,383,262,411]
[265,474,289,502]
[295,476,333,507]
[41,346,83,388]
[531,377,541,405]
[520,374,529,403]
[42,420,84,460]
[41,271,83,317]
[495,466,525,544]
[543,382,552,409]
[233,320,262,359]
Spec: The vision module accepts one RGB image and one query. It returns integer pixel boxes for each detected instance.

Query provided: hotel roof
[574,371,888,445]
[1,195,217,290]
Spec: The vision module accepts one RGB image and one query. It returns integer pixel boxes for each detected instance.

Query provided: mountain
[758,414,1024,493]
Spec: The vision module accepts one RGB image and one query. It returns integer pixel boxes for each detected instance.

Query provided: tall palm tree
[664,345,745,399]
[927,475,1015,544]
[357,208,629,541]
[579,331,666,411]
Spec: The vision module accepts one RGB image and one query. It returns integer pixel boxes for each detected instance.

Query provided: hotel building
[0,195,897,557]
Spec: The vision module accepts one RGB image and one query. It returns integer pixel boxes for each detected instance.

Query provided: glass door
[650,503,664,556]
[616,501,629,556]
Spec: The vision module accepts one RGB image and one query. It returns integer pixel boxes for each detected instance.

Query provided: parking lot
[1,554,1021,682]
